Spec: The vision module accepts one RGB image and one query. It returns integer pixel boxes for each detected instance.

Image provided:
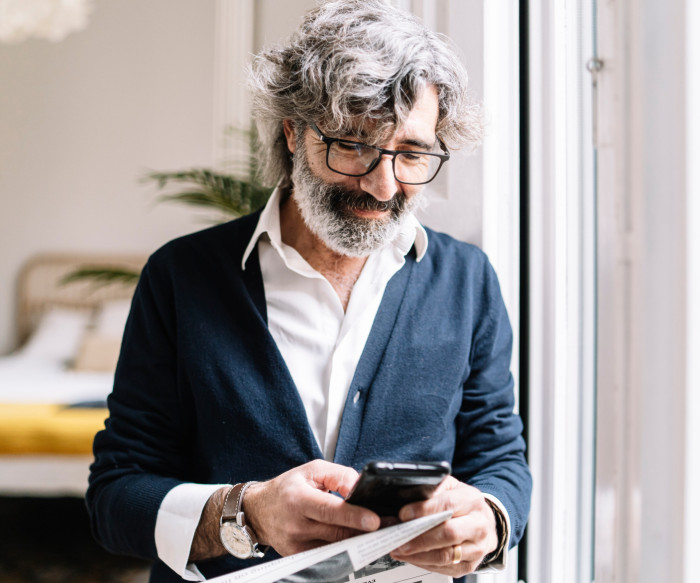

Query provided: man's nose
[359,155,398,201]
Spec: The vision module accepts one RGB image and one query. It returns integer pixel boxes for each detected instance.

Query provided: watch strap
[222,482,248,522]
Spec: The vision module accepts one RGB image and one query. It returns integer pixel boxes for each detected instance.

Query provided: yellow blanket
[0,403,108,455]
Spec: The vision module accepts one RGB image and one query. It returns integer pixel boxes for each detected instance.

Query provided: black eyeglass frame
[309,123,450,185]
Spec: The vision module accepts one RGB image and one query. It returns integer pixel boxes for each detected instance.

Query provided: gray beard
[290,142,425,258]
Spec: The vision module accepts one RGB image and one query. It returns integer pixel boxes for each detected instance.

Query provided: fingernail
[362,516,375,530]
[402,507,415,520]
[398,543,411,553]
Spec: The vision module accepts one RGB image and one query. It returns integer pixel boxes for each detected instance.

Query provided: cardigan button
[353,390,361,404]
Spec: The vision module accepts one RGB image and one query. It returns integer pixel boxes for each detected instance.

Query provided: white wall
[253,0,317,51]
[0,0,217,354]
[685,0,699,580]
[594,0,696,581]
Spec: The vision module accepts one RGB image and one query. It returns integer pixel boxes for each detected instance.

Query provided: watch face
[221,522,254,559]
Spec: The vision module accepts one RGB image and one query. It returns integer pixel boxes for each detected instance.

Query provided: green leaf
[60,267,140,288]
[144,167,273,221]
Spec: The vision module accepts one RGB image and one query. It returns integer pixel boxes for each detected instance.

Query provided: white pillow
[66,300,132,373]
[94,299,132,338]
[73,332,123,372]
[20,307,92,363]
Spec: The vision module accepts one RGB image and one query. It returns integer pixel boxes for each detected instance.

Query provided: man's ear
[282,119,296,154]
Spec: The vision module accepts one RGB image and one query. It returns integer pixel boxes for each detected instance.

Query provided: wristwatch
[219,482,266,559]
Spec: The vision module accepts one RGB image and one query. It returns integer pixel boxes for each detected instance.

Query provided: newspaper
[210,511,453,583]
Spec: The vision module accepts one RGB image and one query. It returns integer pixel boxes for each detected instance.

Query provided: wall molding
[213,0,254,171]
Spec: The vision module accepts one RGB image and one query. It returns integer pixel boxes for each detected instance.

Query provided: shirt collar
[241,186,428,270]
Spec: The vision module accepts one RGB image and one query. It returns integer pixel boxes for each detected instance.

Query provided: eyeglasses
[310,123,450,185]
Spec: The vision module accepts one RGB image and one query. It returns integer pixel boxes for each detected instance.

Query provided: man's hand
[389,477,499,577]
[243,460,381,556]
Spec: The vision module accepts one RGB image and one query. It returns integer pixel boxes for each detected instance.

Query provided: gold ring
[452,544,462,564]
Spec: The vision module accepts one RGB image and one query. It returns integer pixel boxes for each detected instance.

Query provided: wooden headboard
[15,253,148,346]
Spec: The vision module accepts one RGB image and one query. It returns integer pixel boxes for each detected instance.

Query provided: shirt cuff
[155,482,230,581]
[475,493,511,572]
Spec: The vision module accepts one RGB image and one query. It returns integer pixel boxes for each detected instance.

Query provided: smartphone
[345,460,451,516]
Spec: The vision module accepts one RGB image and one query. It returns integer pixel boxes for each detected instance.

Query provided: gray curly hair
[248,0,483,187]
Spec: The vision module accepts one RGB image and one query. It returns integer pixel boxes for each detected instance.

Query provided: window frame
[524,0,597,582]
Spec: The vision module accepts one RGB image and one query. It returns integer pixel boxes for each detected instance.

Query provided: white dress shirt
[153,188,509,579]
[246,187,427,458]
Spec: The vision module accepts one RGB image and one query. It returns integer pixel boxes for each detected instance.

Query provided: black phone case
[345,461,451,516]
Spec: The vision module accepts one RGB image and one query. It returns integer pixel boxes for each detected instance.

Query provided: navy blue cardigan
[86,211,531,581]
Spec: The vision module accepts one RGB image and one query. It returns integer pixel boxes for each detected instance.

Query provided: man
[86,1,531,582]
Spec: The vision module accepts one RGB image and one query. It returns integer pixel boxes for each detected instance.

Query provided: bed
[0,253,146,496]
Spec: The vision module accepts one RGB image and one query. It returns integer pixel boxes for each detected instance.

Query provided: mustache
[326,185,406,215]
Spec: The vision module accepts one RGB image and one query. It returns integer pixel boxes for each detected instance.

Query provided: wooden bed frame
[2,252,146,497]
[16,252,146,347]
